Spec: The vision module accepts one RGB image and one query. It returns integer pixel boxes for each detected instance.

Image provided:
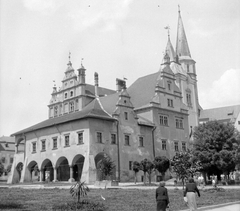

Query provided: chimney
[116,78,126,92]
[94,72,99,97]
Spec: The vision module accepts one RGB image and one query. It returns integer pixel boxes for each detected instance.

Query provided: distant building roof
[199,105,240,123]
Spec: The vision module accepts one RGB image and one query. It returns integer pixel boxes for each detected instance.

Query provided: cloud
[200,69,240,108]
[22,0,63,13]
[68,0,134,31]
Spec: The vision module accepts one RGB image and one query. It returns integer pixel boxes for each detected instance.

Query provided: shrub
[70,181,90,203]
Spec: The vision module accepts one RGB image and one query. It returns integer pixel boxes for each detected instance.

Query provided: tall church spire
[176,6,191,58]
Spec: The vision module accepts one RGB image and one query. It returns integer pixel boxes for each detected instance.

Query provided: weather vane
[68,52,71,62]
[81,58,84,67]
[164,25,170,37]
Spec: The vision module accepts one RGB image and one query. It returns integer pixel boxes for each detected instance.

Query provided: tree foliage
[98,156,115,180]
[171,150,202,188]
[193,121,240,179]
[0,161,4,176]
[140,158,154,185]
[153,156,170,181]
[132,161,140,184]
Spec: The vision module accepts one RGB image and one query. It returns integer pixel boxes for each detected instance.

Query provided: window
[111,134,116,144]
[167,99,173,107]
[53,138,57,149]
[65,83,67,87]
[54,106,58,117]
[1,157,5,163]
[32,142,36,153]
[125,135,130,146]
[129,161,132,170]
[160,115,168,126]
[75,99,78,111]
[176,118,184,129]
[65,93,67,99]
[182,142,186,151]
[59,104,62,115]
[162,140,167,150]
[238,121,240,125]
[167,82,171,90]
[139,136,144,147]
[64,103,68,113]
[97,132,102,143]
[10,157,14,163]
[69,102,74,112]
[186,93,192,106]
[187,64,189,72]
[78,132,83,144]
[70,91,73,97]
[65,135,70,146]
[174,142,179,151]
[124,112,128,120]
[41,140,46,151]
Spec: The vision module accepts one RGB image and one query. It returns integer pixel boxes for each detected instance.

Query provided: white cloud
[68,0,134,31]
[200,69,240,108]
[22,0,63,13]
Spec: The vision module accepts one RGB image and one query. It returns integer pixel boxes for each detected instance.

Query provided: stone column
[15,144,18,153]
[53,167,58,182]
[39,169,43,182]
[68,165,75,182]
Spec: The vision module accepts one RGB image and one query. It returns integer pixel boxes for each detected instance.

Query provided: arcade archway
[72,154,85,181]
[56,157,69,181]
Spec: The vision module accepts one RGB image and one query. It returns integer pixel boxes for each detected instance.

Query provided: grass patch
[0,187,240,210]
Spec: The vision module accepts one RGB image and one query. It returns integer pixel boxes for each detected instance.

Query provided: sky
[0,0,240,137]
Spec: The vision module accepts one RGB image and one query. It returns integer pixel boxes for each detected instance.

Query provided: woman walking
[184,177,200,211]
[156,181,170,211]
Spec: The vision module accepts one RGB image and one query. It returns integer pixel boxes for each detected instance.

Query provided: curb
[179,201,240,211]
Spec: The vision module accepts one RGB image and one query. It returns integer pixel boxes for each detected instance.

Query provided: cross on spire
[68,52,71,62]
[81,58,84,67]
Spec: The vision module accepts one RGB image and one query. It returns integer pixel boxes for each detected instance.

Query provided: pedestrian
[184,177,200,211]
[156,181,170,211]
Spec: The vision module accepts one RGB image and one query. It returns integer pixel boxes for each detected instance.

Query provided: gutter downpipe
[152,126,156,158]
[116,119,121,182]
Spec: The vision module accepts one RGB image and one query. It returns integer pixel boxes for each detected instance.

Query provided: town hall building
[8,9,201,184]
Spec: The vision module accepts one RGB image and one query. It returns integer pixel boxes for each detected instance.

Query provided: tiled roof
[199,105,240,122]
[127,71,160,108]
[0,136,16,151]
[86,84,116,97]
[11,99,115,136]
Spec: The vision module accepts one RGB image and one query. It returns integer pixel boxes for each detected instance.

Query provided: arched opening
[16,162,23,182]
[94,153,116,181]
[56,157,69,181]
[28,161,39,182]
[41,159,54,182]
[72,155,85,181]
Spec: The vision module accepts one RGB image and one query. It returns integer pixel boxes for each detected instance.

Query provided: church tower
[175,7,201,131]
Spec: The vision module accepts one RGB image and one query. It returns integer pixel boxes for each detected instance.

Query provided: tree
[171,150,202,189]
[153,156,170,181]
[98,156,116,180]
[0,161,4,177]
[70,181,90,210]
[193,120,240,182]
[132,161,140,184]
[140,158,154,185]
